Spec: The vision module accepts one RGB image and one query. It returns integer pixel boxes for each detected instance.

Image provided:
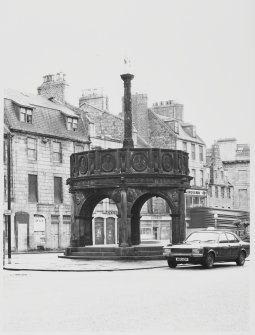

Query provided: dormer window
[20,107,33,123]
[67,117,78,131]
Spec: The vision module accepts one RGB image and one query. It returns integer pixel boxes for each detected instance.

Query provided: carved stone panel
[132,152,148,172]
[101,153,115,172]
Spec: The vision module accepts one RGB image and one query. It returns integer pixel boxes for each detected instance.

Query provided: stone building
[120,95,208,241]
[217,138,250,211]
[3,73,91,251]
[206,142,234,209]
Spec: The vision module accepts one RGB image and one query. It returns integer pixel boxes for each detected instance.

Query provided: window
[238,170,248,182]
[191,144,196,160]
[74,144,84,153]
[63,215,71,224]
[227,187,231,198]
[221,187,225,198]
[51,215,59,224]
[183,142,187,152]
[191,169,196,185]
[67,117,78,131]
[54,177,63,204]
[221,170,224,180]
[200,170,204,186]
[199,145,203,161]
[20,107,33,123]
[27,138,36,160]
[174,122,179,134]
[53,142,62,163]
[28,174,38,202]
[215,186,218,198]
[239,189,248,207]
[208,186,212,196]
[214,170,217,180]
[219,233,228,243]
[226,233,239,243]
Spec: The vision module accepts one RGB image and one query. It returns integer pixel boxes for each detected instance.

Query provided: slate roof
[4,89,90,143]
[156,114,204,144]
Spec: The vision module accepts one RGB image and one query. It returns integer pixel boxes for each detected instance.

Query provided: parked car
[163,228,250,269]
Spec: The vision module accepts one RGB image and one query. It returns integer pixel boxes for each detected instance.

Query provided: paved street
[2,256,253,334]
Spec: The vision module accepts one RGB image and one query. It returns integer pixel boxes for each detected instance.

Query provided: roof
[5,88,78,117]
[4,89,90,143]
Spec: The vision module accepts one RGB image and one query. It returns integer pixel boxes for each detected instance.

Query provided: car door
[226,233,240,260]
[218,233,231,261]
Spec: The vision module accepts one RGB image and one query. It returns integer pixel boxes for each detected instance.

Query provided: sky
[1,0,255,147]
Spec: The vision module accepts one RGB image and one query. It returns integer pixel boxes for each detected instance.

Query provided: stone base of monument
[60,245,164,260]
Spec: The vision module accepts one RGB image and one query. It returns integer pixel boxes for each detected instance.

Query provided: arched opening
[131,193,174,246]
[78,195,118,246]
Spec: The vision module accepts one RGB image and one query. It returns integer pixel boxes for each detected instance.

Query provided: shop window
[27,137,36,160]
[54,177,63,204]
[28,174,38,202]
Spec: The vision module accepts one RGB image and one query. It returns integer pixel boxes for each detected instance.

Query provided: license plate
[176,257,189,261]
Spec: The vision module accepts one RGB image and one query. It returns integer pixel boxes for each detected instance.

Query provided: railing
[70,148,190,178]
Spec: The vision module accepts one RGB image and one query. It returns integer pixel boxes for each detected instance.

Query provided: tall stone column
[171,214,180,244]
[131,213,141,245]
[179,190,186,243]
[121,73,134,148]
[170,191,186,244]
[118,189,131,247]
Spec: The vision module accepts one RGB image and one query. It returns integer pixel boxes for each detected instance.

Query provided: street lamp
[214,213,218,229]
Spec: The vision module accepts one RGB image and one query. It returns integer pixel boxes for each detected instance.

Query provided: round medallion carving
[132,153,147,172]
[101,154,115,172]
[79,155,88,175]
[162,153,173,172]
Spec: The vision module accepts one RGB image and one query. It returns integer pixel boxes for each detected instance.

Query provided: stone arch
[71,191,118,247]
[130,190,177,245]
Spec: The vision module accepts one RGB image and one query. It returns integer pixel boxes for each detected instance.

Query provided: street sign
[4,210,11,216]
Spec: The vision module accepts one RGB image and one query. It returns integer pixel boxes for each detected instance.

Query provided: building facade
[217,139,250,211]
[4,74,90,251]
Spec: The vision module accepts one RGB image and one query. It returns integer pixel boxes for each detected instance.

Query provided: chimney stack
[37,72,68,103]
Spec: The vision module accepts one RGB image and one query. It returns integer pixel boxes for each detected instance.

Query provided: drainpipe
[7,131,12,263]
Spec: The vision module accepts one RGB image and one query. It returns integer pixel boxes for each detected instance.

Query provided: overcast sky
[1,0,255,147]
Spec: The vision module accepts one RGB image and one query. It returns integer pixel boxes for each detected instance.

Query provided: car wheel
[236,251,246,266]
[202,252,214,269]
[167,260,177,268]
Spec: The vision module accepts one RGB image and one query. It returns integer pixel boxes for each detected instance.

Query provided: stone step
[59,255,165,261]
[71,251,116,256]
[70,250,162,257]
